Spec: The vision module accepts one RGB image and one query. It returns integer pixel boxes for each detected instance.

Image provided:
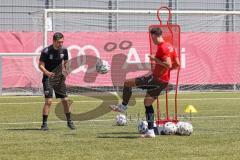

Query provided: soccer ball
[115,114,127,126]
[176,122,193,136]
[137,120,148,134]
[96,60,110,74]
[163,122,177,135]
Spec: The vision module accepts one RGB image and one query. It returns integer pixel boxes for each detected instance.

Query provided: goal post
[43,8,240,47]
[0,53,41,95]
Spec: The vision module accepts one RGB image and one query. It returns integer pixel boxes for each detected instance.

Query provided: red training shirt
[152,42,177,82]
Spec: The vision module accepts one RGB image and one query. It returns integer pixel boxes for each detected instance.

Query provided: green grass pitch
[0,92,240,160]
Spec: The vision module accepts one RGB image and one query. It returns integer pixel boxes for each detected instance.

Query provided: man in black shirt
[39,32,75,130]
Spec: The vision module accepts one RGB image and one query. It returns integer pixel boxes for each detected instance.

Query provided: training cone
[184,105,197,113]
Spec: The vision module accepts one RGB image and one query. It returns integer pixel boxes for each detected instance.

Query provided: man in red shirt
[110,27,180,138]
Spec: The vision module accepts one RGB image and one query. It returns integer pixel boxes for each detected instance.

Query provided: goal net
[0,9,240,95]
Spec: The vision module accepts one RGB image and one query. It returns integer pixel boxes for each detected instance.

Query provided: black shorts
[42,77,67,99]
[135,74,168,99]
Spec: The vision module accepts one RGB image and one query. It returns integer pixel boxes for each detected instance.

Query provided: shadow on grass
[6,128,43,131]
[97,131,139,139]
[97,135,139,139]
[99,131,137,135]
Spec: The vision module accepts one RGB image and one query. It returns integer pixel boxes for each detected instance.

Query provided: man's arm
[38,61,55,77]
[148,55,172,69]
[62,60,69,77]
[63,60,68,69]
[62,49,69,77]
[171,56,180,70]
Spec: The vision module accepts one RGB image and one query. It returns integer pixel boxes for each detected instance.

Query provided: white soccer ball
[96,60,110,74]
[163,122,177,135]
[116,114,127,126]
[137,120,148,134]
[176,122,193,136]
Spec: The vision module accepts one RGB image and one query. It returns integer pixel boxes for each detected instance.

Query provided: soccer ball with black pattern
[162,122,177,135]
[137,120,148,134]
[96,60,110,74]
[115,114,127,126]
[176,122,193,136]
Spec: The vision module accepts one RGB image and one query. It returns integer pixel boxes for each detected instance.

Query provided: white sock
[120,104,128,110]
[148,129,155,134]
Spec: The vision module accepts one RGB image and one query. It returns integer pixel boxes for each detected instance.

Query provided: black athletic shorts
[42,76,67,99]
[135,74,168,99]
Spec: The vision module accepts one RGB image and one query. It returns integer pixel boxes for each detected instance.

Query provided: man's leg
[141,94,156,138]
[61,97,76,130]
[54,79,76,130]
[122,78,136,105]
[41,79,53,131]
[141,81,168,137]
[110,78,136,112]
[41,98,52,131]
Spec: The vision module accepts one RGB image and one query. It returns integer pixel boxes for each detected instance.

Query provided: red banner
[0,32,239,88]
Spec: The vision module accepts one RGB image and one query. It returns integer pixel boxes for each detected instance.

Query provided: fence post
[0,56,2,95]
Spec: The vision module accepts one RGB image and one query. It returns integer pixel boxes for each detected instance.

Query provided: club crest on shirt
[49,54,53,60]
[44,91,49,96]
[60,54,64,59]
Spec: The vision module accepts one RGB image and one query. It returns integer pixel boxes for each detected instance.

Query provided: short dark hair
[53,32,64,41]
[150,27,162,36]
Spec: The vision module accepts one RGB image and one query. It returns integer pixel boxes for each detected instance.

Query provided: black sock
[145,105,154,130]
[42,115,48,125]
[65,112,72,122]
[122,102,127,106]
[122,86,132,105]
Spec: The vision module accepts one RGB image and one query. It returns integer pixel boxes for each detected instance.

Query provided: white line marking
[0,97,239,105]
[0,91,239,98]
[190,115,240,119]
[0,119,113,125]
[1,115,240,125]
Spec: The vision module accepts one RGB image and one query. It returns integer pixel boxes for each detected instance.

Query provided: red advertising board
[0,32,239,87]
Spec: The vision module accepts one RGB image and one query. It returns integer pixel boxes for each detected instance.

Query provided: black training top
[40,45,68,79]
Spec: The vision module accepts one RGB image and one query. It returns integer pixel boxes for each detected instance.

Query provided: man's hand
[45,71,55,78]
[148,55,155,60]
[62,69,69,77]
